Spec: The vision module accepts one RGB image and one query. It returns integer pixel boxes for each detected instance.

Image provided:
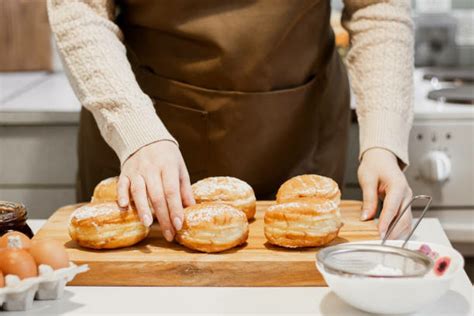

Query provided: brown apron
[77,0,350,201]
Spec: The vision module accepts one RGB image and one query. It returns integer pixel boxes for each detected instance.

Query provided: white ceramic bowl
[316,240,464,315]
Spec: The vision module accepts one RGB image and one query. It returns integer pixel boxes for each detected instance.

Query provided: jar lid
[0,201,27,224]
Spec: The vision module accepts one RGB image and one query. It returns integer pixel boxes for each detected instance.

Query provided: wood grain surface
[34,201,379,286]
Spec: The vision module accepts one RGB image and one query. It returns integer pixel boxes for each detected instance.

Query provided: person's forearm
[342,0,414,167]
[48,0,175,165]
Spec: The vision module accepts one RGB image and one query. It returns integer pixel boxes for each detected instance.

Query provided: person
[48,0,414,242]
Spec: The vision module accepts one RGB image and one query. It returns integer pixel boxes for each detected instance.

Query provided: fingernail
[119,198,127,207]
[360,210,369,221]
[164,230,173,242]
[173,217,182,231]
[143,214,153,227]
[380,231,386,239]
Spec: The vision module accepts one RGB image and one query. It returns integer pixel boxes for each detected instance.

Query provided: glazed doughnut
[91,177,119,203]
[69,202,149,249]
[176,203,249,253]
[264,200,342,248]
[276,174,340,205]
[192,177,256,219]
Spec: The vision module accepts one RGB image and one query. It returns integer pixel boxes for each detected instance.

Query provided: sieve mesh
[319,244,433,277]
[317,195,434,278]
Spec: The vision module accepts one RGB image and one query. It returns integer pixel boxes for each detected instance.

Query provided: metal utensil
[317,195,434,278]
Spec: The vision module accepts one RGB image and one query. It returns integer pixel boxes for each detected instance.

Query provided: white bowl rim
[316,240,464,281]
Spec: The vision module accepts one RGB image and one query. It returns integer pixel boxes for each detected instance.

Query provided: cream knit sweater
[47,0,414,166]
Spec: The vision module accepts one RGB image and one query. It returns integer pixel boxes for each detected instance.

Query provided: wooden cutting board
[34,201,379,286]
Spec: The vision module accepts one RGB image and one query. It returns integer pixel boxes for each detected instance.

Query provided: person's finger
[378,183,388,200]
[145,173,174,241]
[389,191,413,239]
[179,160,195,207]
[117,175,130,207]
[389,207,413,239]
[378,185,405,239]
[130,176,153,227]
[360,175,379,221]
[163,168,184,233]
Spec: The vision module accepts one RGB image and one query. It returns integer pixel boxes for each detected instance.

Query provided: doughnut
[176,203,249,253]
[69,202,149,249]
[276,174,340,205]
[264,200,342,248]
[192,176,256,219]
[91,177,119,203]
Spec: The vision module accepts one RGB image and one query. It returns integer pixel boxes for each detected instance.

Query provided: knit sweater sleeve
[342,0,414,166]
[47,0,176,165]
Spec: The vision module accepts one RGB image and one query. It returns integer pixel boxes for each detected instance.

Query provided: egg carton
[0,262,88,311]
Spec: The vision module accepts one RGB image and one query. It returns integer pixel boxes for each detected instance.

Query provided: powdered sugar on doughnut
[192,177,253,200]
[230,195,256,207]
[277,175,340,202]
[268,200,338,213]
[186,204,244,226]
[70,203,121,221]
[294,175,338,196]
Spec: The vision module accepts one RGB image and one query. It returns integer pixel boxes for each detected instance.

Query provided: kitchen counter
[5,218,472,315]
[0,72,80,218]
[0,72,80,125]
[1,71,355,125]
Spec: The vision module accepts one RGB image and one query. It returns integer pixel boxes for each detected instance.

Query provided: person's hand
[358,148,413,239]
[118,141,195,242]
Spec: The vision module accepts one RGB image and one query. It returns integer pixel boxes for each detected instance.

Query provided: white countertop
[5,218,472,316]
[0,72,80,125]
[2,69,474,125]
[0,72,80,112]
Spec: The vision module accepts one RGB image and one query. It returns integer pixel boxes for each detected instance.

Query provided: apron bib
[77,0,350,201]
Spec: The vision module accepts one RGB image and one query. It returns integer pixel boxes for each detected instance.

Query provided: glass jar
[0,201,34,238]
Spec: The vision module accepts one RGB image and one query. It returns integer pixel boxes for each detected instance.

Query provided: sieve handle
[381,195,432,248]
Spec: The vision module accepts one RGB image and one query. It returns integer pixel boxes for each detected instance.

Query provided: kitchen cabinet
[0,72,79,218]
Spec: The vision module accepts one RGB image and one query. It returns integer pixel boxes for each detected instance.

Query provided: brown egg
[0,269,4,287]
[0,231,32,249]
[0,248,38,279]
[29,239,70,270]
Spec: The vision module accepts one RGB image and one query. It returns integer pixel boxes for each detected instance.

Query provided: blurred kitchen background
[1,0,473,279]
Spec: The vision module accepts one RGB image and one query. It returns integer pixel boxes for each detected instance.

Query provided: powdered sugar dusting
[268,200,337,213]
[278,175,339,200]
[186,204,243,226]
[70,203,121,221]
[366,264,403,276]
[295,175,337,195]
[192,177,253,200]
[230,195,256,207]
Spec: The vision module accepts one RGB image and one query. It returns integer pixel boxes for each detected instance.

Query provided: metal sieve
[317,195,434,278]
